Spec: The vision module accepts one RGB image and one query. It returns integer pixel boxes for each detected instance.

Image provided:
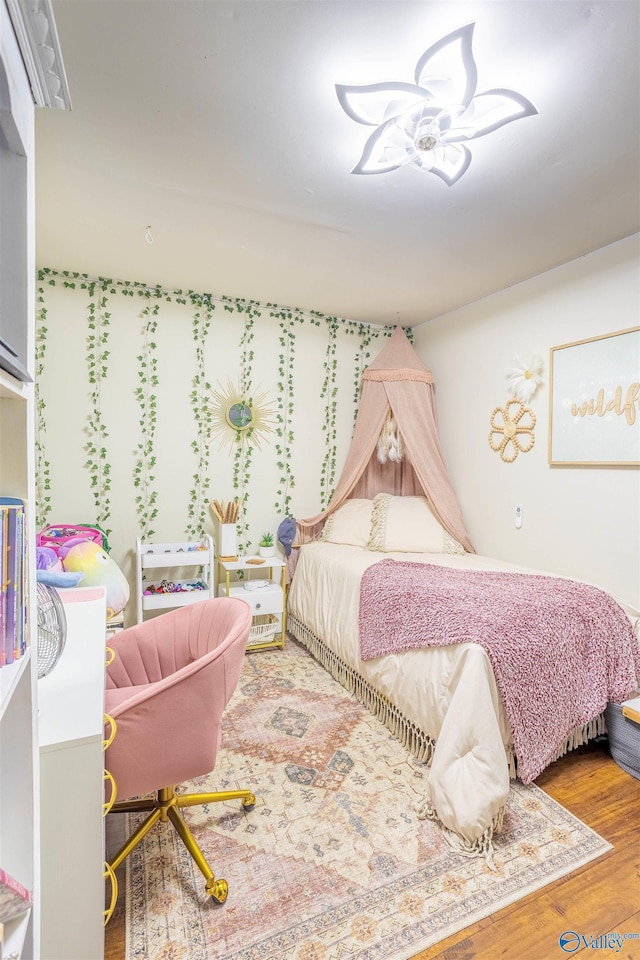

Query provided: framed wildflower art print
[548,327,640,466]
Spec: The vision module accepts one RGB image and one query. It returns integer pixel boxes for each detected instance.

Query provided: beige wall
[413,235,640,609]
[35,273,391,620]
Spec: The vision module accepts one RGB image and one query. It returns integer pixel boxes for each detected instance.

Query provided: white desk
[38,586,107,960]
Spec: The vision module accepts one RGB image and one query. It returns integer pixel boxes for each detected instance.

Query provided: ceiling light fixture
[336,23,538,186]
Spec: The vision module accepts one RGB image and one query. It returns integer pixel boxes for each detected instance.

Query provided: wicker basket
[248,614,279,645]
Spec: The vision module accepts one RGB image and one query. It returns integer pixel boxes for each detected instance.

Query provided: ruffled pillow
[366,494,465,554]
[320,499,374,547]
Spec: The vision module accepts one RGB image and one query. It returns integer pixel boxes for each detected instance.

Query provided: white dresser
[38,587,107,960]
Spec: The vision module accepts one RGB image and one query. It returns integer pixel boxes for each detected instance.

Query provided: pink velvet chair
[104,597,253,904]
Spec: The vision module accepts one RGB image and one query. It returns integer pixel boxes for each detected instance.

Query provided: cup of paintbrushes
[210,498,241,558]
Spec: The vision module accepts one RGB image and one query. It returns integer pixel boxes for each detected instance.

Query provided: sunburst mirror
[210,379,276,450]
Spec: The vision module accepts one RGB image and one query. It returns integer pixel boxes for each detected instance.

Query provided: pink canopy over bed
[296,326,474,553]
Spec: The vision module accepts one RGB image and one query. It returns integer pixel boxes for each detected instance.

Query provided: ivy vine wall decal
[233,301,260,555]
[320,316,340,510]
[134,297,160,539]
[273,305,309,519]
[85,281,112,536]
[351,324,375,424]
[35,267,393,605]
[187,303,215,541]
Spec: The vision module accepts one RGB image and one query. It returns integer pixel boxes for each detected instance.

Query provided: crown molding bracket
[6,0,70,109]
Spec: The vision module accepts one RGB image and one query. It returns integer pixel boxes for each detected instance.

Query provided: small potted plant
[258,532,275,558]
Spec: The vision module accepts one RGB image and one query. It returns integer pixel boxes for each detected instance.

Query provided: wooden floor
[104,740,640,960]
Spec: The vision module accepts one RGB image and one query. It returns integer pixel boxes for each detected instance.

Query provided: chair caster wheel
[242,793,256,810]
[206,878,228,904]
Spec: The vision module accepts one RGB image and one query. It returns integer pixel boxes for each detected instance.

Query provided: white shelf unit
[0,2,69,957]
[0,3,37,955]
[136,536,215,623]
[0,648,36,960]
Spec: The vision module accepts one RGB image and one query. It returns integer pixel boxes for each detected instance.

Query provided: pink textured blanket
[359,560,640,782]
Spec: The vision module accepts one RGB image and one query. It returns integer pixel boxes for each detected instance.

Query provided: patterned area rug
[125,639,610,960]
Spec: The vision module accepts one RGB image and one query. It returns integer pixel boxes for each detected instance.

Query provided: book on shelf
[0,866,32,923]
[0,498,27,668]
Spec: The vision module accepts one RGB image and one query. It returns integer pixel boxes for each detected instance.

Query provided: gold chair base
[108,785,256,906]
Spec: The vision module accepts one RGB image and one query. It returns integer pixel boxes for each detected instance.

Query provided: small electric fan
[36,583,67,678]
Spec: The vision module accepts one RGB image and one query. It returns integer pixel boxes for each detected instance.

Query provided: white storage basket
[248,614,279,645]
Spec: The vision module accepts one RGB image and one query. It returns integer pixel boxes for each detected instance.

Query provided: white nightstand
[217,556,287,651]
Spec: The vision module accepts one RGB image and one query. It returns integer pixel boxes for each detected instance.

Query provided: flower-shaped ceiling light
[336,23,538,186]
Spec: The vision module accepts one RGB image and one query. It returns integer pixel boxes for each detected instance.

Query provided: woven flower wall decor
[489,400,536,463]
[506,355,543,402]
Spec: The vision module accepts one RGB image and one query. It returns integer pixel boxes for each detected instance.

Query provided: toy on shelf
[61,541,129,619]
[36,545,85,588]
[143,579,207,596]
[36,525,129,619]
[37,523,109,552]
[136,537,214,623]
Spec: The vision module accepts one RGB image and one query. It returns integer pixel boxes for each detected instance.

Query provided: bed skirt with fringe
[287,614,606,783]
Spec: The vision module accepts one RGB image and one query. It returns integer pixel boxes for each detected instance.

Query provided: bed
[286,328,640,858]
[287,495,640,859]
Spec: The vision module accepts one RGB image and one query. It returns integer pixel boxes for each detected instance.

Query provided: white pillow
[320,499,374,547]
[366,494,465,554]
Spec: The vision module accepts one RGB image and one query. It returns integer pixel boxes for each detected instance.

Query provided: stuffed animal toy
[61,540,130,619]
[36,546,85,588]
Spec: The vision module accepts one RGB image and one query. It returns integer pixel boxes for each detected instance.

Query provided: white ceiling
[35,0,640,328]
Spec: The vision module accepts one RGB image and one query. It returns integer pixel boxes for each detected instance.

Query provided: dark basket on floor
[605,702,640,780]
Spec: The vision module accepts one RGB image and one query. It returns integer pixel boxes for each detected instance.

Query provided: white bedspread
[287,542,640,851]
